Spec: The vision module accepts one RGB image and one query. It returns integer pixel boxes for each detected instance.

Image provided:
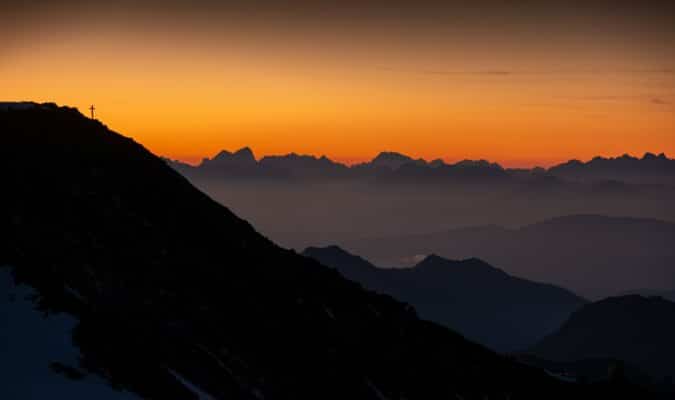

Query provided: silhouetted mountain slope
[528,295,675,381]
[548,153,675,185]
[303,246,586,352]
[0,103,633,399]
[342,215,675,299]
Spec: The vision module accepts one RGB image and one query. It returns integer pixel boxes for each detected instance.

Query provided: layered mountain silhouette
[341,215,675,299]
[527,295,675,383]
[168,148,514,183]
[2,103,648,398]
[303,246,586,352]
[167,147,675,186]
[167,148,675,256]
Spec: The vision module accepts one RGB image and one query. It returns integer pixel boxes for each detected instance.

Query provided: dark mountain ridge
[620,288,675,302]
[528,295,675,382]
[303,246,586,352]
[0,103,628,399]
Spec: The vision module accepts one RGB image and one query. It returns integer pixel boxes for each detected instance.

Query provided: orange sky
[1,1,674,167]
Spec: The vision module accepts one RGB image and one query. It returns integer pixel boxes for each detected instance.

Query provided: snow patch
[0,267,137,399]
[166,368,215,400]
[323,306,335,320]
[365,378,390,400]
[64,284,87,304]
[0,102,39,111]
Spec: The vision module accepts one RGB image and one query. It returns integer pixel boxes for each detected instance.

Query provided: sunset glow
[2,1,674,167]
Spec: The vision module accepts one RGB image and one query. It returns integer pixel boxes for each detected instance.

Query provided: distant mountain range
[527,295,675,382]
[621,289,675,302]
[550,153,675,185]
[167,147,675,185]
[3,102,634,399]
[166,148,675,252]
[167,148,510,182]
[340,215,675,299]
[303,246,586,352]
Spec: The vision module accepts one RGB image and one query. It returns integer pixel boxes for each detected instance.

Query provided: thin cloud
[379,67,514,76]
[639,69,674,74]
[420,69,513,76]
[568,95,630,101]
[557,95,674,105]
[378,67,675,77]
[479,70,512,76]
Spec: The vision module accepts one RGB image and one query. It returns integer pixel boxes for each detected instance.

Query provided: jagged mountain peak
[414,254,506,275]
[369,151,426,169]
[234,146,255,157]
[642,152,668,160]
[207,146,257,164]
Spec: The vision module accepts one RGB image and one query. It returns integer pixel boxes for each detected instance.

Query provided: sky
[1,1,674,167]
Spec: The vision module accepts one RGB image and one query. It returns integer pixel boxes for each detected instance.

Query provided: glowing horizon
[2,1,673,168]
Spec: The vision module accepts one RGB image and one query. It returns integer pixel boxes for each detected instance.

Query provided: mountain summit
[208,147,257,165]
[368,151,427,170]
